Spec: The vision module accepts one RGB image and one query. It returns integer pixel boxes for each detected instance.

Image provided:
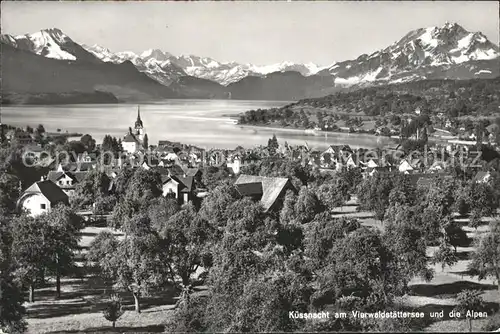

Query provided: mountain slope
[319,22,499,86]
[1,43,179,102]
[83,45,327,86]
[1,28,102,64]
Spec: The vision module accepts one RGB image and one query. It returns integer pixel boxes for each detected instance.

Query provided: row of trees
[0,202,83,332]
[357,172,500,289]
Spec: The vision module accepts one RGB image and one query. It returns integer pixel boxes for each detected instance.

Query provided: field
[23,201,499,333]
[335,197,499,332]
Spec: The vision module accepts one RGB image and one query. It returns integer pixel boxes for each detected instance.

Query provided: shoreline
[237,123,395,140]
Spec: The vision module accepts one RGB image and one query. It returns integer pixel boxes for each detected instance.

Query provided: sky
[2,1,499,66]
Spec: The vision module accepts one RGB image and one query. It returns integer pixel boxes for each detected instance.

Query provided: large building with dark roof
[17,180,69,217]
[235,174,296,212]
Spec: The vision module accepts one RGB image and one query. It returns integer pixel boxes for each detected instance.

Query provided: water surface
[3,100,394,150]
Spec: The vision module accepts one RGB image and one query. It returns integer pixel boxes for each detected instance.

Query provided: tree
[294,187,325,224]
[161,204,213,287]
[80,134,96,152]
[0,217,27,333]
[469,182,498,218]
[454,290,485,332]
[111,169,162,230]
[444,221,469,253]
[102,294,124,328]
[41,205,83,298]
[469,220,500,292]
[147,197,181,232]
[0,173,20,213]
[357,173,395,221]
[431,239,458,271]
[201,166,233,190]
[72,170,111,209]
[383,205,434,289]
[311,228,406,312]
[11,214,49,303]
[199,183,241,229]
[88,220,169,313]
[267,134,279,155]
[279,190,297,224]
[304,213,360,270]
[143,133,149,150]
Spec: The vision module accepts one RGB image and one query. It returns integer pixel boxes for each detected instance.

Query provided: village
[1,104,500,333]
[6,106,498,219]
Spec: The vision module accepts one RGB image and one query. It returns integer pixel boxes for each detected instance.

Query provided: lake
[2,100,394,150]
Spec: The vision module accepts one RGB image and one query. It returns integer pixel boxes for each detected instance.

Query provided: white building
[17,180,69,217]
[398,159,414,174]
[122,106,147,154]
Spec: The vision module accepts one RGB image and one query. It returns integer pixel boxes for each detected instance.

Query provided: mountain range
[1,22,498,103]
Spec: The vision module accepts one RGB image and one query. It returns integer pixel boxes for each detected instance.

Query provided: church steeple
[135,105,143,129]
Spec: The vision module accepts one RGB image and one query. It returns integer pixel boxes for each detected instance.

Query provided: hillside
[1,91,119,105]
[238,77,500,129]
[0,43,179,103]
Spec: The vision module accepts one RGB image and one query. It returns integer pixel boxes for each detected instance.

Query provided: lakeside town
[1,102,500,332]
[1,1,500,333]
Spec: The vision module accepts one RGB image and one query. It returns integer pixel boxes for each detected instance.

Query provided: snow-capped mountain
[319,22,499,86]
[1,28,101,64]
[82,45,326,85]
[2,23,498,103]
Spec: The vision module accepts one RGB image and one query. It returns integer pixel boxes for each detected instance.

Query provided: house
[365,158,379,168]
[17,180,69,217]
[345,154,359,169]
[76,152,97,163]
[9,130,33,145]
[122,132,141,154]
[473,171,491,184]
[398,159,414,174]
[323,145,353,159]
[22,145,48,164]
[47,170,89,197]
[55,161,96,173]
[234,174,296,213]
[411,158,424,170]
[227,156,242,174]
[428,161,446,173]
[161,174,196,205]
[364,166,393,178]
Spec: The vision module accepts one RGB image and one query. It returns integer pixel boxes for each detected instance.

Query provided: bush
[165,295,208,332]
[102,294,124,328]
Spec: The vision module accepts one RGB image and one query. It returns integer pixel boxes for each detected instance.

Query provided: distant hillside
[1,43,179,103]
[227,71,341,100]
[295,77,500,116]
[238,77,500,128]
[1,91,119,105]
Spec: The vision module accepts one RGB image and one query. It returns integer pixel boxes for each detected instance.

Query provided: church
[122,106,148,154]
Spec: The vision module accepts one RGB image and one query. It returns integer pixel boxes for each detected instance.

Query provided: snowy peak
[140,48,173,62]
[323,22,499,86]
[10,28,76,60]
[2,28,101,63]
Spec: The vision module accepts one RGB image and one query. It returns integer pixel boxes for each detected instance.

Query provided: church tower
[134,105,145,142]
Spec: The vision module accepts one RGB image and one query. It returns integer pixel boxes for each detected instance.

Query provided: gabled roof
[22,180,69,205]
[185,168,201,177]
[235,174,294,212]
[123,133,139,143]
[235,182,263,198]
[62,162,96,172]
[163,175,195,193]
